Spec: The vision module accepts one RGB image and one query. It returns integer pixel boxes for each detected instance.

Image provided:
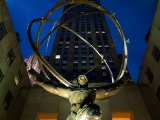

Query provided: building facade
[138,0,160,119]
[49,0,121,83]
[0,0,30,120]
[24,55,41,86]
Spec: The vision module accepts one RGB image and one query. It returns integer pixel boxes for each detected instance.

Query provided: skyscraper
[49,0,121,83]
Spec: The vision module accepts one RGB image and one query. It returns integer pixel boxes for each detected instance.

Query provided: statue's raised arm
[95,76,129,101]
[28,68,71,98]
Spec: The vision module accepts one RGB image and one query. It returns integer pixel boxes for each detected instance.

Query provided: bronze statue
[29,69,128,120]
[27,1,129,119]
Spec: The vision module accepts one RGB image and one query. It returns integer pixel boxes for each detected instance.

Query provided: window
[146,67,154,83]
[14,70,22,85]
[55,55,60,59]
[156,87,160,102]
[62,66,66,70]
[2,90,13,111]
[152,45,160,63]
[90,72,96,76]
[0,22,6,40]
[0,69,3,83]
[73,72,78,77]
[61,73,65,77]
[6,48,15,66]
[103,72,108,76]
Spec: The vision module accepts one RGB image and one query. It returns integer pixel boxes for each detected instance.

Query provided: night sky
[6,0,156,82]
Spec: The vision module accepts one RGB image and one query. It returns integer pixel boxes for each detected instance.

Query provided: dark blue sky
[6,0,156,82]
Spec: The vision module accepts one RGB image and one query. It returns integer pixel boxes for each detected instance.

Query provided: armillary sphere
[27,0,128,88]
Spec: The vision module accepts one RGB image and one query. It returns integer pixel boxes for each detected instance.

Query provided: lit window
[75,46,78,48]
[74,60,78,63]
[2,90,13,111]
[146,67,153,83]
[6,48,15,66]
[102,31,105,33]
[87,31,91,34]
[96,31,99,33]
[55,55,60,59]
[14,70,22,85]
[112,111,135,120]
[98,45,102,47]
[105,45,109,47]
[152,45,160,63]
[0,69,4,83]
[101,65,106,69]
[0,22,6,40]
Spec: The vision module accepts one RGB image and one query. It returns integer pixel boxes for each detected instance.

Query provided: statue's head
[78,75,88,88]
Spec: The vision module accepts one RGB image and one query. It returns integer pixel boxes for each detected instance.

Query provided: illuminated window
[101,65,106,69]
[6,48,15,66]
[55,55,60,59]
[36,113,58,120]
[0,22,6,40]
[66,42,70,44]
[82,60,86,63]
[3,90,13,111]
[112,111,135,120]
[0,69,3,83]
[14,70,22,85]
[74,60,78,63]
[102,31,105,33]
[146,67,153,83]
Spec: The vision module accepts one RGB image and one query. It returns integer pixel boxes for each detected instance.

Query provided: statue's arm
[95,76,129,101]
[28,68,70,98]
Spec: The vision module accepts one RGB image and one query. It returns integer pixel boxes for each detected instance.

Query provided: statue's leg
[66,112,76,120]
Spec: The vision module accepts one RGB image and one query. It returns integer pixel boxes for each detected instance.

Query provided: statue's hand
[28,68,49,85]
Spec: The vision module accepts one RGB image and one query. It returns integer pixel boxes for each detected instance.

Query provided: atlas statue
[27,0,129,120]
[29,69,129,120]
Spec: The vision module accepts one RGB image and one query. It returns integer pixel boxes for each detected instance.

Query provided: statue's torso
[68,89,96,113]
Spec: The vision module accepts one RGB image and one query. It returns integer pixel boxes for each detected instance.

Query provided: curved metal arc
[40,0,127,80]
[27,18,74,88]
[40,16,114,83]
[32,0,127,83]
